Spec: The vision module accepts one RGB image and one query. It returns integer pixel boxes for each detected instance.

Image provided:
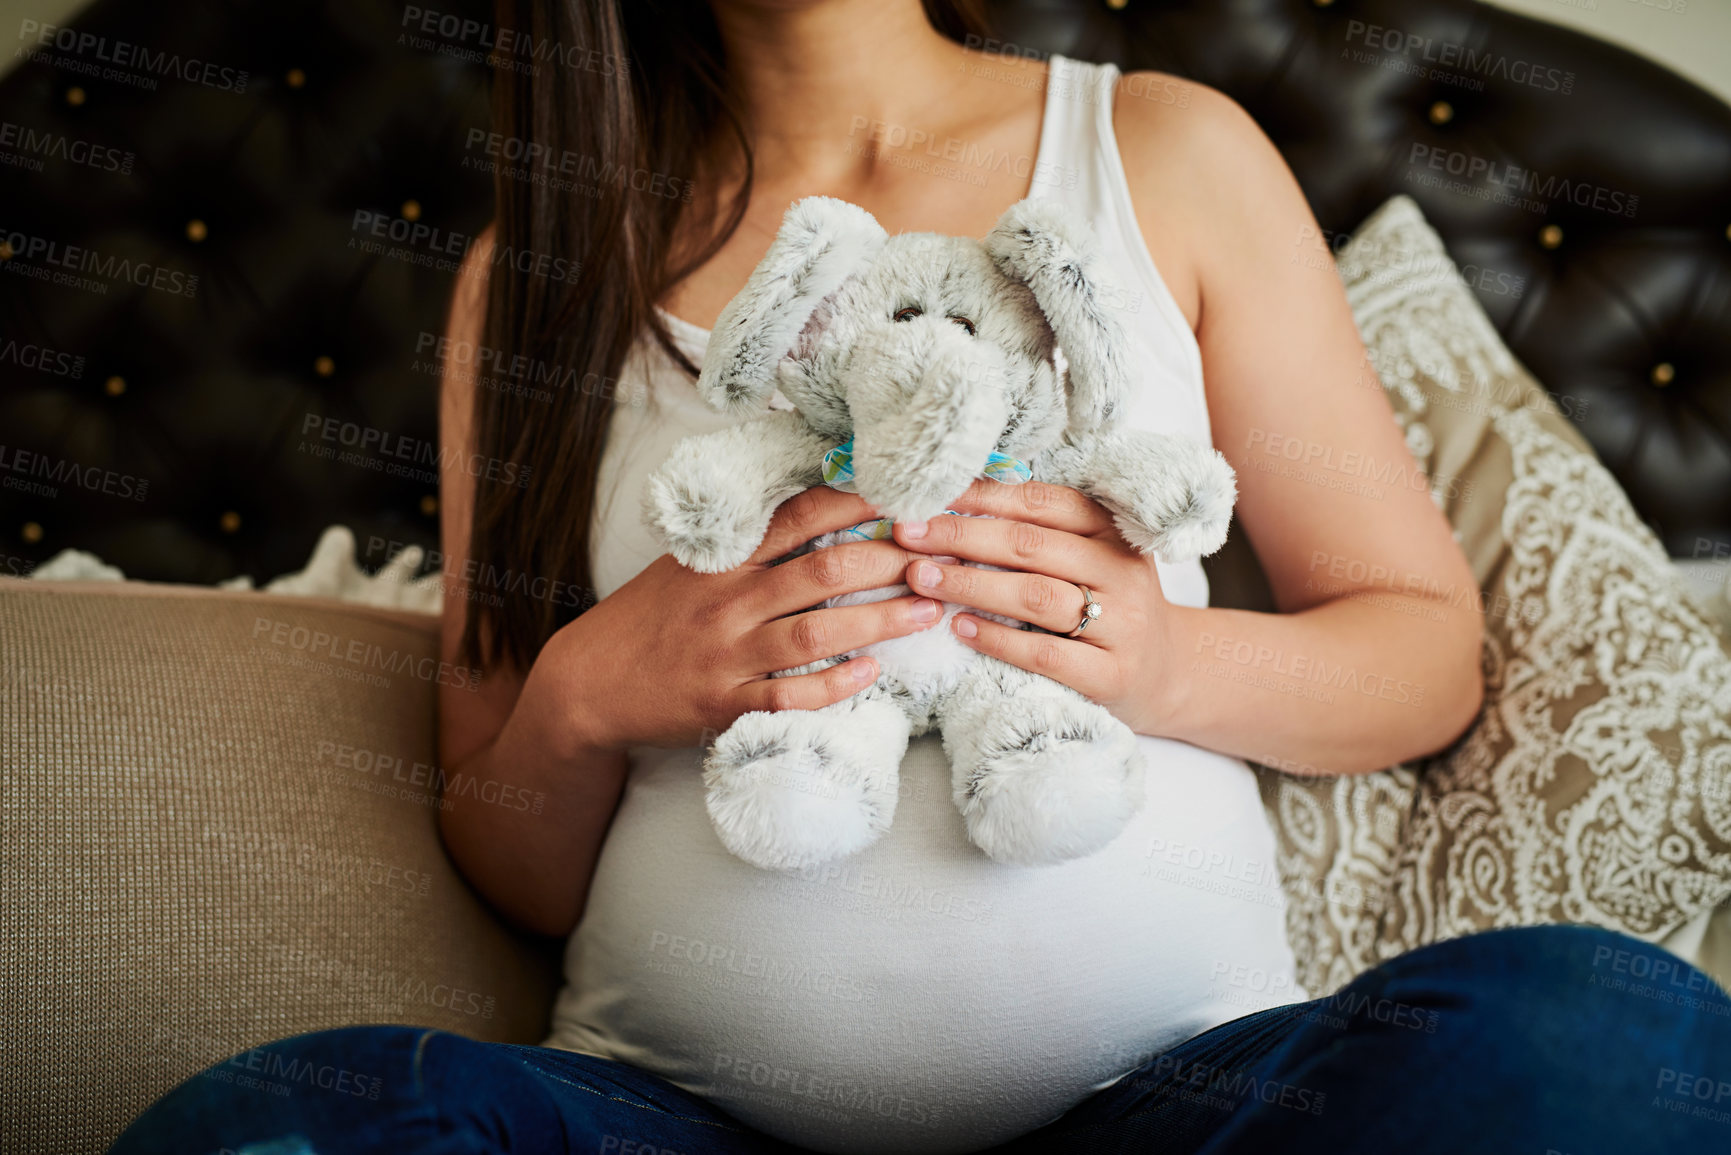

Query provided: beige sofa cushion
[1233,197,1731,997]
[0,582,560,1155]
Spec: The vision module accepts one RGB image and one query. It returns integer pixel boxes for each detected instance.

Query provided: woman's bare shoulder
[1111,73,1284,204]
[1110,75,1313,325]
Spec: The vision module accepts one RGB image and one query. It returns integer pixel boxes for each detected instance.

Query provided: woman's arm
[1124,81,1484,774]
[434,229,632,938]
[899,78,1482,777]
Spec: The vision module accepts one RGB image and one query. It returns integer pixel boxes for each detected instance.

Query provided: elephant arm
[642,410,835,573]
[1036,429,1237,564]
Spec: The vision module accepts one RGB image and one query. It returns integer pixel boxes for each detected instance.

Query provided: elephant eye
[894,306,923,322]
[948,315,977,336]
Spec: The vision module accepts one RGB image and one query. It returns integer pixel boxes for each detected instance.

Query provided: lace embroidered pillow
[1248,195,1731,997]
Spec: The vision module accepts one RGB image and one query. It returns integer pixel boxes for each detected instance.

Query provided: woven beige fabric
[1241,196,1731,998]
[0,583,560,1155]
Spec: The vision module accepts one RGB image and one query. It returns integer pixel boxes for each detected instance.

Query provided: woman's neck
[708,0,972,181]
[664,1,1050,325]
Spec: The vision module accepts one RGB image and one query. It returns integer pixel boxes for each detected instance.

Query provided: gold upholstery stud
[313,355,335,378]
[105,376,126,397]
[1651,362,1675,387]
[1539,224,1563,250]
[1314,0,1335,7]
[185,219,208,243]
[420,495,439,516]
[1429,101,1454,126]
[219,511,242,534]
[65,87,85,106]
[286,68,306,88]
[401,200,422,222]
[1106,0,1128,8]
[21,522,43,544]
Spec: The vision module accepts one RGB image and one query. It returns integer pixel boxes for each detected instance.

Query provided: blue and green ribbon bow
[819,438,1031,540]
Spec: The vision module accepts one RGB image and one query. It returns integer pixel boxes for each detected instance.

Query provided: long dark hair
[463,0,990,671]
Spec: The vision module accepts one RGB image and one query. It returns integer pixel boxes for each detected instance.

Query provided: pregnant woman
[115,2,1731,1153]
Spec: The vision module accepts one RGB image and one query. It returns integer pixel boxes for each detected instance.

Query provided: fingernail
[953,616,978,639]
[911,597,940,622]
[931,555,959,566]
[914,561,942,588]
[901,520,928,540]
[851,660,876,682]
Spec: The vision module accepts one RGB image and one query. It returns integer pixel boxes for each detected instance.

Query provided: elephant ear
[984,199,1131,434]
[696,196,887,415]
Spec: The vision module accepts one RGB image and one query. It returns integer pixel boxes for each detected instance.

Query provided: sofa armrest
[1,582,562,1155]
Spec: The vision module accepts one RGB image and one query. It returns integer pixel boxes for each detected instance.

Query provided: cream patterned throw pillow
[1254,195,1731,997]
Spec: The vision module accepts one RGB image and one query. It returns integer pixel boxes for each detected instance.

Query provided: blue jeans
[112,926,1731,1155]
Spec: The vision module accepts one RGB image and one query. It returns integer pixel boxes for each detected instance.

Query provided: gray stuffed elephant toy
[643,195,1237,871]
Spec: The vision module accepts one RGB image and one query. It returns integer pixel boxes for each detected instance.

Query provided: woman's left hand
[890,479,1181,736]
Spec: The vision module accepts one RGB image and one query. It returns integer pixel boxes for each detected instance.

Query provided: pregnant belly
[546,737,1302,1155]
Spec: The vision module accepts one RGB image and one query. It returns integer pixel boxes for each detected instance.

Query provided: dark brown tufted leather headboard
[1,0,1726,585]
[0,0,494,583]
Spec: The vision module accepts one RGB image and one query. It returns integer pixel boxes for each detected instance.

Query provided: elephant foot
[705,695,910,872]
[948,692,1144,866]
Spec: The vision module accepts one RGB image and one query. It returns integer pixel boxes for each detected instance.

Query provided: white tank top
[543,55,1303,1155]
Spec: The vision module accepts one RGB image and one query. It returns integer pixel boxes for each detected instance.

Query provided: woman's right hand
[532,484,944,754]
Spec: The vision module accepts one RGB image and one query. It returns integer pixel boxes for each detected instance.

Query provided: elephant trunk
[844,320,1012,524]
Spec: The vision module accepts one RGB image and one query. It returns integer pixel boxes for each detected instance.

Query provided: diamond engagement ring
[1069,585,1103,637]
